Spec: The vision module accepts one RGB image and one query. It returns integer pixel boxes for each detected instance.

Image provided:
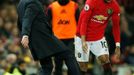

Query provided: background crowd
[0,0,134,75]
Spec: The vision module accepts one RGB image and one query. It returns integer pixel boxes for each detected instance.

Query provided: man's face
[105,0,112,3]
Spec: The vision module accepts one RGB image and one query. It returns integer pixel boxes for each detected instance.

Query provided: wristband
[116,42,120,47]
[23,35,29,38]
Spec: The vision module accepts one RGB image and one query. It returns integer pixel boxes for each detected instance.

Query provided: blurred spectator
[6,54,17,65]
[9,59,27,75]
[124,45,134,65]
[119,0,134,45]
[0,1,39,75]
[123,0,134,14]
[0,40,8,60]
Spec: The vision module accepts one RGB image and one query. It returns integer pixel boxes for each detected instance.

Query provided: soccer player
[75,0,121,75]
[17,0,81,75]
[46,0,80,75]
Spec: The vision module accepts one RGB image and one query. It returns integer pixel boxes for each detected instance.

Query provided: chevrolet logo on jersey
[92,15,108,24]
[93,15,108,21]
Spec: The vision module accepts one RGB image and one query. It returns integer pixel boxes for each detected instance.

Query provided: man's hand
[114,47,121,59]
[82,41,88,53]
[21,35,29,48]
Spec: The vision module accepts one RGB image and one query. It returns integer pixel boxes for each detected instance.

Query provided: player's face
[104,0,112,3]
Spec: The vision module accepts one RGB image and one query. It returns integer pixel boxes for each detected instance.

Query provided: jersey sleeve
[112,4,121,43]
[79,0,94,35]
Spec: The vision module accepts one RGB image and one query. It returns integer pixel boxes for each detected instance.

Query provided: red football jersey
[77,0,120,43]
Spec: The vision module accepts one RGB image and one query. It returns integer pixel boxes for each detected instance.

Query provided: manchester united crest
[107,8,113,15]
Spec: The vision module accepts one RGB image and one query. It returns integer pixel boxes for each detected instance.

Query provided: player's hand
[21,35,29,48]
[82,41,88,53]
[114,47,121,59]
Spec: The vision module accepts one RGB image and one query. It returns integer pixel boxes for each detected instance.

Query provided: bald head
[6,54,17,64]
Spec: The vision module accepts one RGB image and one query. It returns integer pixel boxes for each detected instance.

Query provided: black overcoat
[17,0,68,60]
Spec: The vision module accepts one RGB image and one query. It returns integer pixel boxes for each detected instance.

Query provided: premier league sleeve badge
[84,4,90,11]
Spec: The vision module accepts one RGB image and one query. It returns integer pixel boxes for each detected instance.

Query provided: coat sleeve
[22,3,39,36]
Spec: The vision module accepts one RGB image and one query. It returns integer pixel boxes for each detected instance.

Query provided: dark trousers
[39,50,81,75]
[54,39,74,75]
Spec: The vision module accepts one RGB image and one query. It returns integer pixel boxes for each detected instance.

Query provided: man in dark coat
[17,0,81,75]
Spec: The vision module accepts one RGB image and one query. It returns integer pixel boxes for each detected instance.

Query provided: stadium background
[0,0,134,75]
